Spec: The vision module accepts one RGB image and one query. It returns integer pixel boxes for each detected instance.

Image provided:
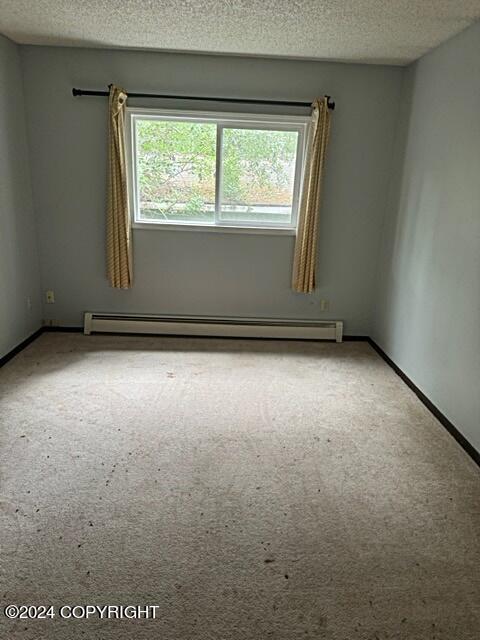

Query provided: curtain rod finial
[325,95,335,110]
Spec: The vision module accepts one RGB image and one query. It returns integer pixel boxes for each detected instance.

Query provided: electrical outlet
[46,290,55,304]
[320,299,329,311]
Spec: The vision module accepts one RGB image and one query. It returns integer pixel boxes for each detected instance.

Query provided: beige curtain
[292,96,331,293]
[106,84,133,289]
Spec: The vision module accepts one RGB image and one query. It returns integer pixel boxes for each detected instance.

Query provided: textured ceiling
[0,0,479,65]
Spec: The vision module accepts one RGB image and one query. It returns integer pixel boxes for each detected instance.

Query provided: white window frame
[126,108,309,235]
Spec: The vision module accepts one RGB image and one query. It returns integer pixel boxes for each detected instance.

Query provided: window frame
[126,107,309,235]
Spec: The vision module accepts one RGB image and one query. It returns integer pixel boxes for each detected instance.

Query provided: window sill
[132,222,296,236]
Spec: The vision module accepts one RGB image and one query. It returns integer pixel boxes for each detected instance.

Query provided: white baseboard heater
[84,313,343,342]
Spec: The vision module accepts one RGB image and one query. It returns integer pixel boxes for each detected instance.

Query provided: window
[127,109,308,232]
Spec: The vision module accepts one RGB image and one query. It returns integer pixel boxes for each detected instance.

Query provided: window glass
[220,127,298,226]
[136,119,216,224]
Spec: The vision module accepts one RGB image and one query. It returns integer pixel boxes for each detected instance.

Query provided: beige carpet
[0,333,479,639]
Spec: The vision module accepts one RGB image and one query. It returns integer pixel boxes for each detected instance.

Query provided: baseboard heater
[84,313,343,342]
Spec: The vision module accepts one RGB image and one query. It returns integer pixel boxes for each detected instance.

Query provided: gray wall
[21,45,403,333]
[0,35,41,358]
[373,22,480,451]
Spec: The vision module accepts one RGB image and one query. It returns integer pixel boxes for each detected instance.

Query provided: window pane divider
[214,124,224,225]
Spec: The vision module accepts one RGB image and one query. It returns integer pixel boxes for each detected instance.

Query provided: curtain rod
[71,87,335,110]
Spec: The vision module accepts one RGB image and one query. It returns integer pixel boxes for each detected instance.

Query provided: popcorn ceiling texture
[0,333,479,639]
[0,0,479,64]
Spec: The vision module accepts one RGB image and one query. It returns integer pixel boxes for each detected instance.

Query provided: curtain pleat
[292,97,331,293]
[106,85,132,289]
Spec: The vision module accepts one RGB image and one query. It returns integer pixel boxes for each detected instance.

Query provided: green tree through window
[134,115,301,226]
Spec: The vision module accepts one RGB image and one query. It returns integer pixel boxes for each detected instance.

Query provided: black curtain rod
[72,87,335,110]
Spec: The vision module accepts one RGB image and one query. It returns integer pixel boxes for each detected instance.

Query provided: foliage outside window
[127,110,307,230]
